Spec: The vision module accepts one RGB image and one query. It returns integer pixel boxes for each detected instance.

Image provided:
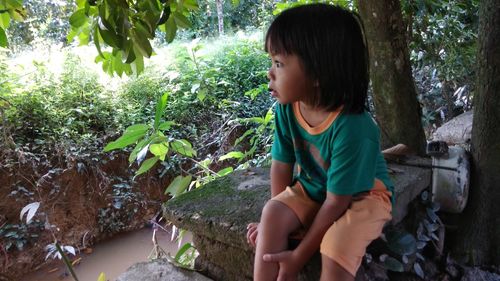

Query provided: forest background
[1,0,498,280]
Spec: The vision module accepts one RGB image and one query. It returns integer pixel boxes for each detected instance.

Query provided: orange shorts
[271,180,392,276]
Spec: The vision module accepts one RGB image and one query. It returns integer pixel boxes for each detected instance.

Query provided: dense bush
[402,0,478,129]
[1,33,273,166]
[1,51,119,154]
[117,35,272,146]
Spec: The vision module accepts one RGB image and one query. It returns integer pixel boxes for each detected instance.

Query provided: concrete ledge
[116,259,213,281]
[163,162,431,280]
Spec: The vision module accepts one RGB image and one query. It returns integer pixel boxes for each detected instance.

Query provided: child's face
[267,53,316,105]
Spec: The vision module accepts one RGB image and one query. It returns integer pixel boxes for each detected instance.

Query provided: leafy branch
[67,0,199,76]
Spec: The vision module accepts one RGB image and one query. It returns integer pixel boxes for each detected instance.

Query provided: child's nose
[267,67,275,80]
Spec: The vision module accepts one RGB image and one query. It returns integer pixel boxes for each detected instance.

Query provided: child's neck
[298,101,331,127]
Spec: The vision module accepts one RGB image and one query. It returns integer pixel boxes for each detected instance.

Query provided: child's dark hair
[265,4,369,114]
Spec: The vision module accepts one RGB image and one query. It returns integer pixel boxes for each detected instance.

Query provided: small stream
[22,227,191,281]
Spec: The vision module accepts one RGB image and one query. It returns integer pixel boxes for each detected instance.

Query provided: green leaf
[170,139,196,157]
[0,27,7,47]
[128,137,151,163]
[264,107,274,125]
[0,12,10,29]
[245,117,265,124]
[141,12,160,36]
[150,133,168,144]
[174,242,194,261]
[76,0,86,8]
[414,262,424,279]
[77,27,90,45]
[69,9,87,28]
[165,17,177,43]
[154,93,169,130]
[123,41,136,64]
[136,19,155,39]
[7,8,26,21]
[67,27,78,43]
[234,128,254,146]
[165,175,192,196]
[197,88,207,102]
[20,202,40,224]
[93,25,105,59]
[131,50,144,74]
[183,0,199,10]
[386,229,417,256]
[131,27,153,58]
[104,124,149,151]
[97,272,106,281]
[158,121,175,131]
[217,167,233,176]
[135,156,159,176]
[173,12,191,29]
[244,84,267,100]
[98,25,119,48]
[219,151,245,161]
[149,143,168,161]
[5,0,23,9]
[112,52,125,77]
[54,242,79,281]
[383,256,404,272]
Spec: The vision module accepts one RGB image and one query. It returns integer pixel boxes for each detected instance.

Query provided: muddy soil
[0,150,171,280]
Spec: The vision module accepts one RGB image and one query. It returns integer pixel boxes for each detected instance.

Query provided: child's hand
[263,250,300,281]
[246,222,259,247]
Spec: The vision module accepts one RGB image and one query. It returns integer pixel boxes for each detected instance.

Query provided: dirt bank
[0,149,171,280]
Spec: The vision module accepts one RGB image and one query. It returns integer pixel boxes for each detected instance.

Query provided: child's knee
[261,200,288,219]
[260,200,301,232]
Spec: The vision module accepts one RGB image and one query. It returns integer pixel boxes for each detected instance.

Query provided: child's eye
[274,61,283,68]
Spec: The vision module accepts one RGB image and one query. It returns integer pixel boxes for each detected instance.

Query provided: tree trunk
[216,0,224,35]
[357,0,426,155]
[452,0,500,266]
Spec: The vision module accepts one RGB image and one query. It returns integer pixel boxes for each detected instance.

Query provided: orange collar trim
[293,102,342,135]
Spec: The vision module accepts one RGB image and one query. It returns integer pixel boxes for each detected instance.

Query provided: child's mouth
[269,87,278,97]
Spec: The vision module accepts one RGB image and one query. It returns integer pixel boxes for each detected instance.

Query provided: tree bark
[357,0,426,155]
[452,0,500,265]
[216,0,224,35]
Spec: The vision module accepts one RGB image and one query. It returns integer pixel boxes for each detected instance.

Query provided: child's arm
[263,192,351,272]
[270,160,294,197]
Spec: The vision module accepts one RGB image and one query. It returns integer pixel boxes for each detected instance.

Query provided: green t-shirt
[271,102,393,203]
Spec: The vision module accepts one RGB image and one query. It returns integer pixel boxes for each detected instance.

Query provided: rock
[432,111,473,144]
[116,259,213,281]
[163,163,431,281]
[460,267,500,281]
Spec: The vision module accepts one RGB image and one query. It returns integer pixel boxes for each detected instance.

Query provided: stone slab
[116,259,213,281]
[163,163,431,280]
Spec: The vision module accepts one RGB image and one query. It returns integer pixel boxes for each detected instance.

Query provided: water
[22,227,191,281]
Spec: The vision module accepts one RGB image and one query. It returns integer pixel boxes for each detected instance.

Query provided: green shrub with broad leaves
[2,51,118,154]
[1,32,273,162]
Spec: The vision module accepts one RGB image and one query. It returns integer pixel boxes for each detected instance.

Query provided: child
[246,4,393,281]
